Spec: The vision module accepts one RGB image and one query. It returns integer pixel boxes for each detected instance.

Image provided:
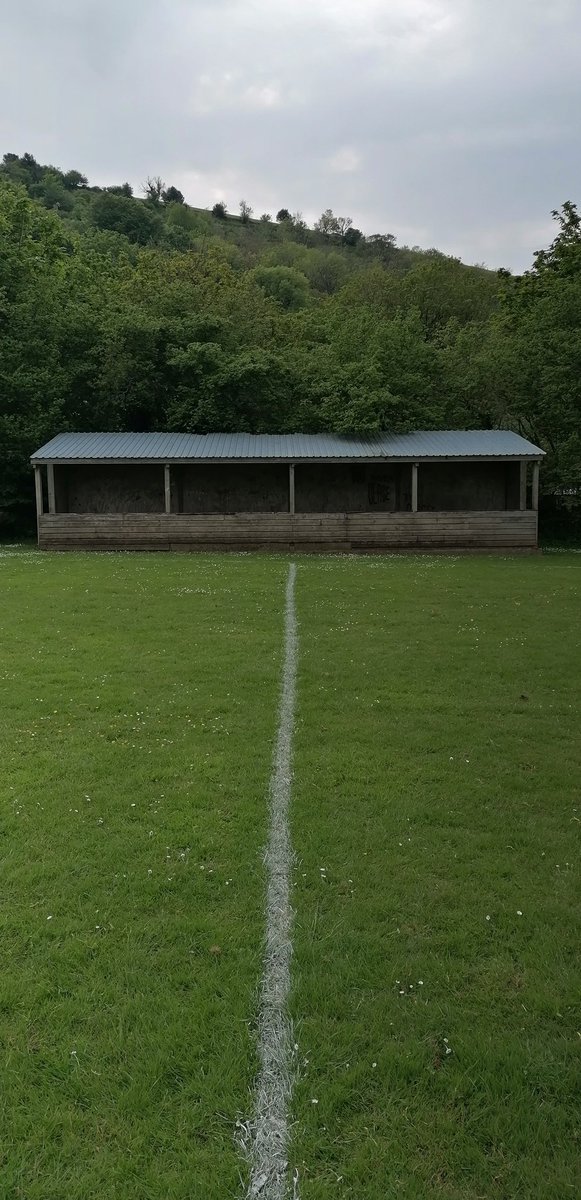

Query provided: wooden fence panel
[38,511,538,551]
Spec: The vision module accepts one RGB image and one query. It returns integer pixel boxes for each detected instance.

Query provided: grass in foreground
[291,554,581,1198]
[0,548,287,1199]
[1,548,580,1199]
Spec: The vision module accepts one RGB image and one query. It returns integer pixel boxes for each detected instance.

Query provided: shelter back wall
[55,460,522,514]
[419,462,520,511]
[178,464,288,513]
[63,465,164,513]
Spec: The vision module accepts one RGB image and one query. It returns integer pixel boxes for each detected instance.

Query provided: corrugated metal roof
[30,430,545,463]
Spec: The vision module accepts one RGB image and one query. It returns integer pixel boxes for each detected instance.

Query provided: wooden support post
[532,461,540,512]
[411,462,418,513]
[164,464,171,514]
[47,463,56,514]
[34,466,43,542]
[289,463,295,515]
[519,461,527,511]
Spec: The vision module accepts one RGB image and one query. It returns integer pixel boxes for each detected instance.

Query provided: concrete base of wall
[38,511,539,552]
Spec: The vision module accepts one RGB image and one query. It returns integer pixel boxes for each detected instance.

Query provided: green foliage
[0,154,580,536]
[63,169,88,190]
[302,250,348,295]
[165,202,212,237]
[1,153,84,212]
[491,204,581,519]
[31,170,74,212]
[0,182,72,527]
[401,256,499,334]
[162,185,184,204]
[106,182,133,197]
[344,225,363,247]
[315,208,340,236]
[531,201,581,277]
[363,232,398,265]
[90,191,162,244]
[250,265,310,310]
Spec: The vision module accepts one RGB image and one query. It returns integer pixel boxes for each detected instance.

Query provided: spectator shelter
[31,430,544,552]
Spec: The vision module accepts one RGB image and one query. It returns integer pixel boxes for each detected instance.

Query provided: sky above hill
[2,0,579,270]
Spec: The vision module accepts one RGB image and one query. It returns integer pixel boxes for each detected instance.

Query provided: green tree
[364,233,397,264]
[251,265,310,310]
[0,182,71,528]
[303,251,348,295]
[63,169,89,190]
[401,256,499,336]
[494,205,581,509]
[106,183,133,197]
[335,215,353,241]
[315,209,340,236]
[162,186,184,204]
[165,203,212,237]
[344,226,363,247]
[32,171,73,212]
[91,192,162,244]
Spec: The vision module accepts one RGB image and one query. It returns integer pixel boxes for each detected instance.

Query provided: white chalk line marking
[244,562,298,1199]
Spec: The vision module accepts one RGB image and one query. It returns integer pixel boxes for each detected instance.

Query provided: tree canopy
[0,152,579,538]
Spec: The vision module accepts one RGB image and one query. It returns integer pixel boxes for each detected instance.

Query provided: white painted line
[245,562,298,1199]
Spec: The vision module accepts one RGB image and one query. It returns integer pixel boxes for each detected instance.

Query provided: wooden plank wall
[38,511,539,551]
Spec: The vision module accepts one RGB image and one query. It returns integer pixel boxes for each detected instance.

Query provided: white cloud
[190,72,283,115]
[440,218,557,271]
[174,166,242,206]
[243,84,282,110]
[191,72,238,115]
[326,147,361,174]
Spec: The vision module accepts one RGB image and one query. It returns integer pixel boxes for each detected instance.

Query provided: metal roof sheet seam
[30,430,545,462]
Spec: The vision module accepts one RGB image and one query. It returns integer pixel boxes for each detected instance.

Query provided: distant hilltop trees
[0,152,375,252]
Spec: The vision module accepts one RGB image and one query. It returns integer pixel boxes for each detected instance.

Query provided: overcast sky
[2,0,579,270]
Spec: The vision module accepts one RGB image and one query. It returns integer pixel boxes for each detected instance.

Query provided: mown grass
[2,547,580,1199]
[291,553,581,1199]
[0,548,288,1200]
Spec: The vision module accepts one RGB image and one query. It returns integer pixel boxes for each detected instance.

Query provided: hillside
[0,150,497,279]
[0,151,579,537]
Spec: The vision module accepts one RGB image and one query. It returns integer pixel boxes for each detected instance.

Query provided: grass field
[1,547,580,1199]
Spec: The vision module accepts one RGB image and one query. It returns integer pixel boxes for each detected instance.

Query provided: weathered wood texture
[520,461,528,510]
[532,462,540,511]
[47,464,56,515]
[38,511,539,551]
[164,464,171,514]
[34,466,44,519]
[411,464,418,513]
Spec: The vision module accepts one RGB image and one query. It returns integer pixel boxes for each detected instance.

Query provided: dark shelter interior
[51,460,523,514]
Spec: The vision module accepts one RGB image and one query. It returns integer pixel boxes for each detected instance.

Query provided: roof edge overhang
[31,454,546,466]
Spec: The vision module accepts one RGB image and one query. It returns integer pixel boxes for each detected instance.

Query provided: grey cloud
[1,0,579,268]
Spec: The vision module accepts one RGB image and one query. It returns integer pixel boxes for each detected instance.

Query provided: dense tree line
[0,153,579,537]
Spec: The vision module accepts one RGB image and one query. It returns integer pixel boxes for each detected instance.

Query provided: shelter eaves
[31,430,545,465]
